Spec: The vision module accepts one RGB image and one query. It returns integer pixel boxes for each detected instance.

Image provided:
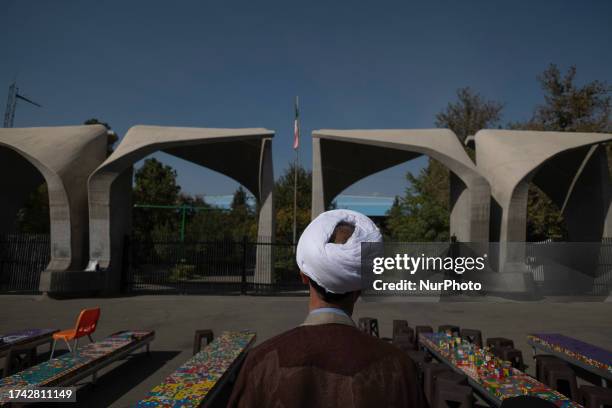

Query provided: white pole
[292,96,299,247]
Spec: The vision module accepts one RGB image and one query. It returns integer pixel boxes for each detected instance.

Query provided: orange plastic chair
[50,307,100,358]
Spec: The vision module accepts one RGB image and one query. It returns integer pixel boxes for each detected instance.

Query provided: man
[229,209,425,408]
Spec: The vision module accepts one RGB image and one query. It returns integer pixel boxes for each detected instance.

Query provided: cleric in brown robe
[228,209,425,408]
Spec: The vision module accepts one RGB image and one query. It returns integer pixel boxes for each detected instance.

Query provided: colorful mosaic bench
[0,330,155,405]
[0,329,58,356]
[1,328,59,377]
[420,332,581,407]
[135,330,256,408]
[528,333,612,385]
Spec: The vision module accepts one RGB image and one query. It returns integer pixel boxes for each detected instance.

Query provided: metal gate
[0,233,50,294]
[122,237,306,295]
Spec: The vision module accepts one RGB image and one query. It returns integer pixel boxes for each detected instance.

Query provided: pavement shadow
[54,350,181,408]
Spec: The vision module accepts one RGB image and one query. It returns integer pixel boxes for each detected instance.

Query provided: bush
[169,263,197,281]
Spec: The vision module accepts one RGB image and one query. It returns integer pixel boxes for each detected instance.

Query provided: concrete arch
[0,126,108,292]
[87,125,275,293]
[312,129,491,242]
[475,130,612,243]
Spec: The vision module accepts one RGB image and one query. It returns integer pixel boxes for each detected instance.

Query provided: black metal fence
[0,233,50,294]
[1,233,610,297]
[122,237,307,295]
[525,238,612,295]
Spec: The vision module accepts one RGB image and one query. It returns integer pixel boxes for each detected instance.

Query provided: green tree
[524,65,611,132]
[386,162,451,242]
[435,87,504,143]
[16,184,50,233]
[387,88,503,241]
[228,186,257,240]
[516,64,611,241]
[132,158,181,241]
[180,194,230,241]
[274,163,312,243]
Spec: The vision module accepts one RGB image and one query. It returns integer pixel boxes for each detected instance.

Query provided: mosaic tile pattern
[135,330,256,408]
[421,333,581,407]
[0,328,57,353]
[529,333,612,378]
[0,330,154,402]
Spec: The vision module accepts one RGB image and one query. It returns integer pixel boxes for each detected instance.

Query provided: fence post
[241,236,248,295]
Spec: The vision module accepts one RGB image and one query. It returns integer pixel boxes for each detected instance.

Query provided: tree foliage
[435,87,504,142]
[386,87,503,241]
[132,160,259,241]
[516,65,611,241]
[16,184,49,233]
[385,162,451,242]
[132,158,182,241]
[274,163,312,243]
[227,186,257,240]
[525,65,611,132]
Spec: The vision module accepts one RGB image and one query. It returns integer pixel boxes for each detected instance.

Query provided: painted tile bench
[0,330,155,405]
[135,330,256,408]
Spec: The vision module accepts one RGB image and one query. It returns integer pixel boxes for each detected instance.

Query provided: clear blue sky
[2,0,611,197]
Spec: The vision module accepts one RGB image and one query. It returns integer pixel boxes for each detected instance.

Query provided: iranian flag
[293,96,300,150]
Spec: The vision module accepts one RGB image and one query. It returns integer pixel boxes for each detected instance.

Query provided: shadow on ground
[54,351,180,408]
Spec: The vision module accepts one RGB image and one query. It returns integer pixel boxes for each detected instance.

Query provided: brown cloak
[228,311,425,408]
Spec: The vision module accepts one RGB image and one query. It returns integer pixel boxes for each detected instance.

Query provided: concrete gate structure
[311,129,491,242]
[87,126,275,295]
[0,126,109,292]
[475,130,612,244]
[475,130,612,293]
[2,124,610,297]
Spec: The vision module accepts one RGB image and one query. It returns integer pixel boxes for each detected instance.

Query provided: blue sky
[2,0,611,197]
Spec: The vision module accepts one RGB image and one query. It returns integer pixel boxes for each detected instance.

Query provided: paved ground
[0,294,611,407]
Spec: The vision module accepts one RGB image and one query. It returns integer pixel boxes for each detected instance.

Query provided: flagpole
[292,96,299,248]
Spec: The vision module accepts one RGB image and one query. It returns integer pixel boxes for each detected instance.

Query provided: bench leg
[29,347,37,365]
[50,339,57,359]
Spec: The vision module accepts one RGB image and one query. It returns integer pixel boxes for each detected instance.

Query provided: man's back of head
[228,210,425,407]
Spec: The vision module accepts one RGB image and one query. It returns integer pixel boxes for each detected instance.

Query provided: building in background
[204,194,394,226]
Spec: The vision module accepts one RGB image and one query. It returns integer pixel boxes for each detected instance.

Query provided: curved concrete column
[0,126,108,293]
[87,126,275,293]
[312,129,491,242]
[476,130,612,293]
[475,130,612,243]
[254,137,275,285]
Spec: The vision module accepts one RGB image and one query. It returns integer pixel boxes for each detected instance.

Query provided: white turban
[296,209,382,294]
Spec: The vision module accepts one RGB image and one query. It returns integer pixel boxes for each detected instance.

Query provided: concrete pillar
[88,167,133,294]
[311,137,326,219]
[0,126,108,296]
[449,172,468,241]
[498,180,529,276]
[449,173,490,242]
[562,145,611,241]
[255,138,275,284]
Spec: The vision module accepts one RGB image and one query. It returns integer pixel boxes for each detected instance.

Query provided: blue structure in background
[204,194,394,217]
[332,195,394,217]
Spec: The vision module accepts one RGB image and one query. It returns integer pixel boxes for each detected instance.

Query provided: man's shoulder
[244,324,412,372]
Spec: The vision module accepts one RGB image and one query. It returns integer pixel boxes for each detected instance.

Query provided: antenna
[3,81,42,128]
